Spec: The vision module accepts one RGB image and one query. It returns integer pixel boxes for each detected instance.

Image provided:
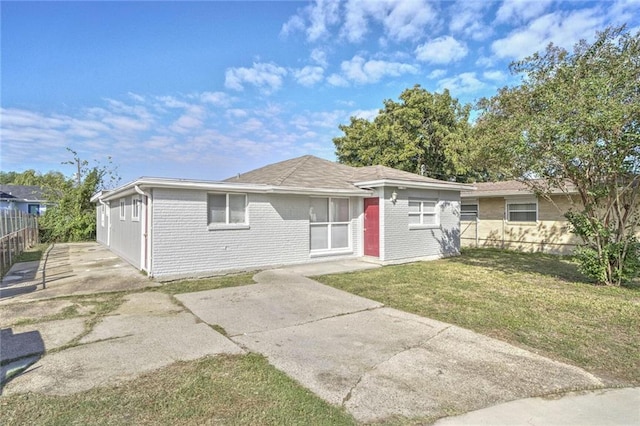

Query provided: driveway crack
[341,324,452,406]
[229,305,385,337]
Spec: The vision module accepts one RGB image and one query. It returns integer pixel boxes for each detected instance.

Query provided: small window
[132,197,141,221]
[100,203,105,226]
[408,199,439,227]
[119,200,126,220]
[507,202,537,222]
[461,204,478,221]
[208,193,247,225]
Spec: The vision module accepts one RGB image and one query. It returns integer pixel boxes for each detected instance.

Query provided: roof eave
[95,178,373,201]
[355,179,475,192]
[461,189,578,198]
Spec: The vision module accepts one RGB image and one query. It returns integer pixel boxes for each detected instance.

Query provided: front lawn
[316,248,640,385]
[0,354,356,426]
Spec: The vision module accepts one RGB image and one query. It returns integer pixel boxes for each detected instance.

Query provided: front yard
[2,248,638,425]
[316,248,640,385]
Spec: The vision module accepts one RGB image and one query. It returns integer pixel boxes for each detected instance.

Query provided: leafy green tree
[475,26,640,285]
[0,171,18,184]
[39,149,120,242]
[334,85,479,181]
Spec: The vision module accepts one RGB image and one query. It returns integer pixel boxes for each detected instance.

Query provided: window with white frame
[132,197,141,221]
[100,204,105,226]
[309,197,350,251]
[408,199,439,227]
[461,203,479,221]
[208,193,247,225]
[119,199,126,220]
[507,201,537,222]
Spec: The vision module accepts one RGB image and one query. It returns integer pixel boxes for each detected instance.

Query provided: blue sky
[2,1,638,184]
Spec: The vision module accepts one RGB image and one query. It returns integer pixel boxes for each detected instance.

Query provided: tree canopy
[475,26,640,285]
[3,149,120,243]
[333,85,479,181]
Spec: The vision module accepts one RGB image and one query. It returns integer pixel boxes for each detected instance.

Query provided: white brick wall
[150,189,361,279]
[381,187,460,262]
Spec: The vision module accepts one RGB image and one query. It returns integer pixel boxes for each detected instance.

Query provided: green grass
[0,243,49,277]
[14,243,48,263]
[156,273,255,295]
[0,354,356,426]
[316,248,640,385]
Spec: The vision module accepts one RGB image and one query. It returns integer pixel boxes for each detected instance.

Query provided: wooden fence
[0,210,39,276]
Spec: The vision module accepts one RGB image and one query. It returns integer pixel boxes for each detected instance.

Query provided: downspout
[135,185,152,277]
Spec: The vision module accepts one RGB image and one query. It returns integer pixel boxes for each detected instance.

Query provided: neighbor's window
[310,197,350,251]
[408,199,439,227]
[208,193,247,225]
[119,199,126,220]
[132,197,141,221]
[461,203,479,221]
[507,202,537,222]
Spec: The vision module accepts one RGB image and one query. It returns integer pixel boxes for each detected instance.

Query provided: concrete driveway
[177,268,606,424]
[0,242,157,302]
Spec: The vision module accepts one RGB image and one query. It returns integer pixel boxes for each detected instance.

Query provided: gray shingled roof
[0,185,46,201]
[224,155,456,190]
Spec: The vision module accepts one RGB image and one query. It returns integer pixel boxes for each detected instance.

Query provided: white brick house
[92,156,472,280]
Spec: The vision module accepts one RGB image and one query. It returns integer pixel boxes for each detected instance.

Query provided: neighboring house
[0,185,48,215]
[460,180,581,254]
[92,155,473,280]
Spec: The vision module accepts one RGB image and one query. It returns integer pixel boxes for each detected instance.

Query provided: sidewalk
[433,387,640,426]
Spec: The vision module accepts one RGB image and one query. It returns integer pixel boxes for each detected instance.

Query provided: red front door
[364,198,379,257]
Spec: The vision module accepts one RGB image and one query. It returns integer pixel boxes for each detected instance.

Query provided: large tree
[334,85,479,181]
[475,26,640,285]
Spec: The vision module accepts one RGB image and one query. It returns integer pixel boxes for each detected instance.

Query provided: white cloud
[448,0,493,41]
[224,62,288,94]
[170,106,205,134]
[350,108,379,121]
[281,0,341,42]
[239,118,264,133]
[437,72,485,95]
[280,14,306,38]
[293,66,325,86]
[336,55,419,85]
[225,108,248,119]
[483,70,507,81]
[127,92,145,102]
[495,0,554,24]
[492,8,606,59]
[155,95,191,109]
[415,36,468,64]
[327,73,350,87]
[475,56,495,68]
[310,48,329,67]
[427,69,446,79]
[342,0,437,42]
[199,91,232,107]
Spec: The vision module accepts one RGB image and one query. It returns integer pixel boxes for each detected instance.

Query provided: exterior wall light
[391,190,398,204]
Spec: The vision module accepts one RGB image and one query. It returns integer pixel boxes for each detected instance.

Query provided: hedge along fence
[1,210,40,277]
